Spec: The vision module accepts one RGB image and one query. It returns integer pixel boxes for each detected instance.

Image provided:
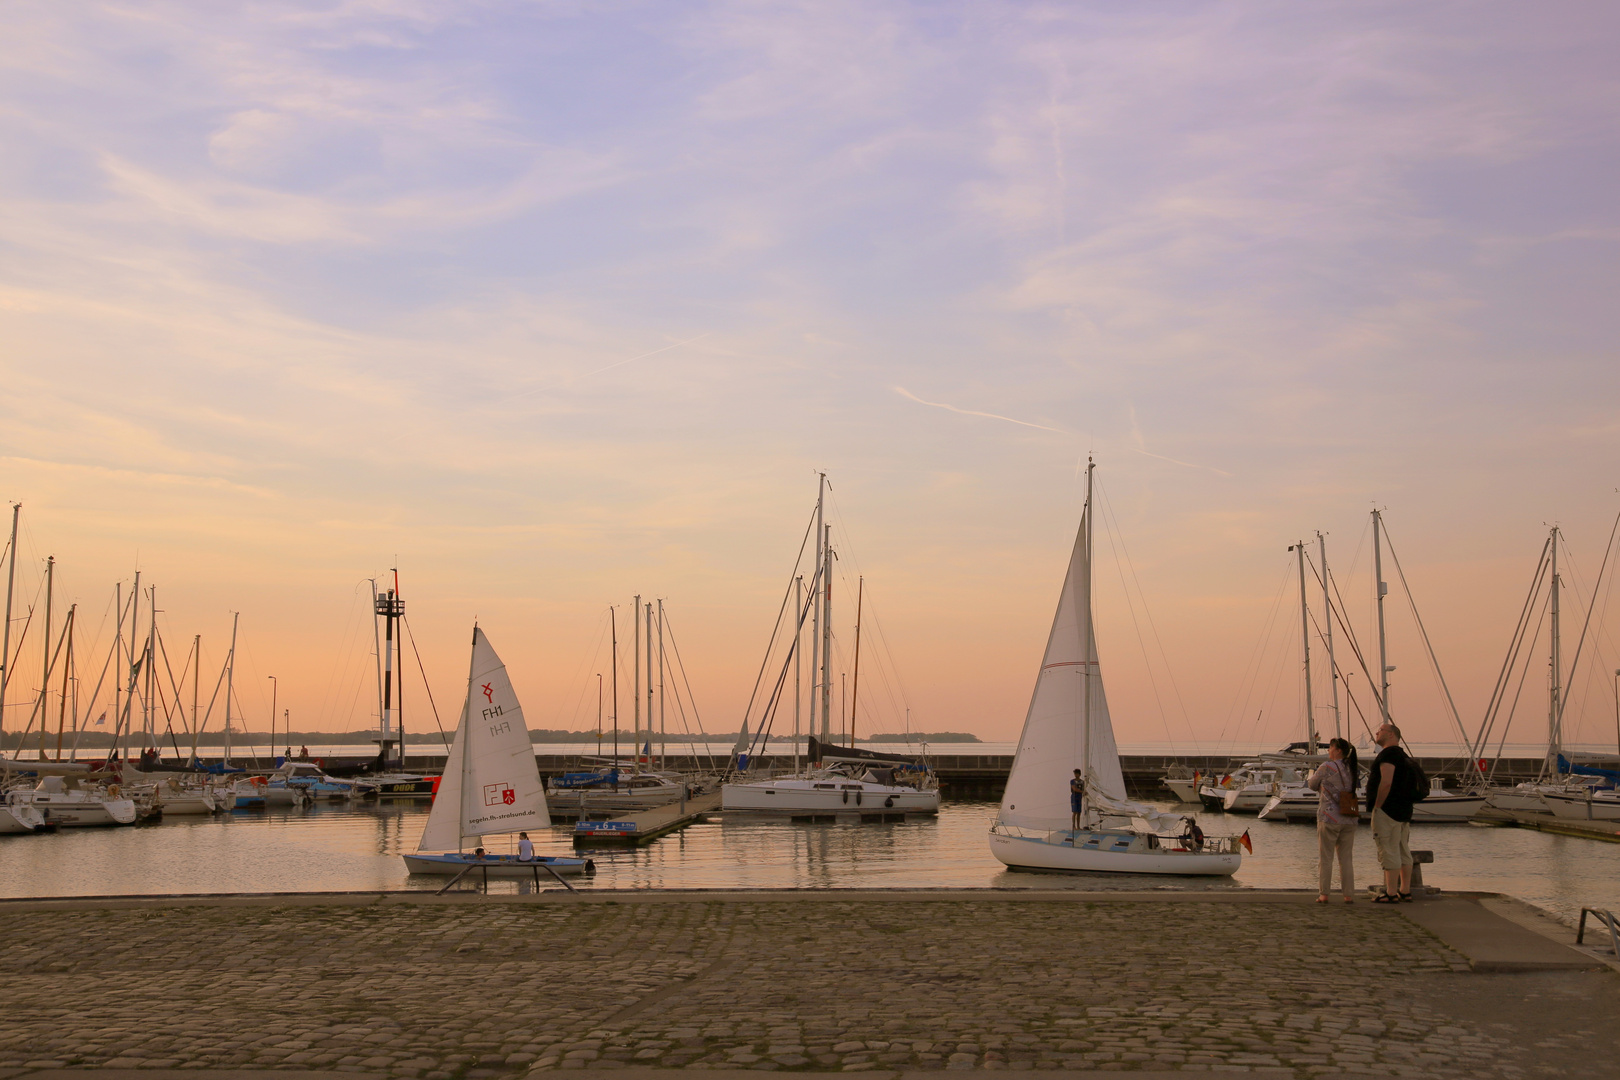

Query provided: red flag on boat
[1239,830,1253,854]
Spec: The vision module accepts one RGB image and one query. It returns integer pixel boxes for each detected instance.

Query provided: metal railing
[1577,908,1619,957]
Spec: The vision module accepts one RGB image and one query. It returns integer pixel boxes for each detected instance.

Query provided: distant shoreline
[0,729,983,750]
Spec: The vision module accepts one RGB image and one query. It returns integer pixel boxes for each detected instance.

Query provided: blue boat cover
[1559,755,1620,786]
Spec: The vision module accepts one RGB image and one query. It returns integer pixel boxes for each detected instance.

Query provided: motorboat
[723,763,939,814]
[988,461,1244,877]
[11,775,137,826]
[549,764,692,811]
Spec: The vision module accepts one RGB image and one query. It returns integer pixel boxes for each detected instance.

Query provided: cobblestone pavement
[0,896,1608,1078]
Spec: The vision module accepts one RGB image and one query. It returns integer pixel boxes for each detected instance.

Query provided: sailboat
[989,462,1244,875]
[402,626,592,878]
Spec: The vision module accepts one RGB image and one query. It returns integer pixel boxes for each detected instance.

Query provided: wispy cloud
[893,386,1064,433]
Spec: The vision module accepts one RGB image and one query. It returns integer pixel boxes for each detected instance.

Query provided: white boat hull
[1541,791,1620,821]
[989,829,1240,876]
[1162,778,1202,803]
[402,853,593,877]
[1483,789,1554,815]
[21,794,138,826]
[1221,787,1272,813]
[722,780,939,814]
[0,804,51,833]
[154,793,217,815]
[1408,794,1488,823]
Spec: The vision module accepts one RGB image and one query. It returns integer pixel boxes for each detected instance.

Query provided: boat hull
[21,794,138,826]
[0,805,53,833]
[1409,795,1487,823]
[722,781,939,814]
[1161,778,1201,803]
[989,829,1240,876]
[402,853,593,877]
[1483,790,1554,815]
[1540,792,1620,821]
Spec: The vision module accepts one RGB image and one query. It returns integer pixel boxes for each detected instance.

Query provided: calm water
[1,799,1616,928]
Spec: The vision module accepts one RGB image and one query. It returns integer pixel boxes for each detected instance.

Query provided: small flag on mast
[1239,830,1253,854]
[94,711,107,727]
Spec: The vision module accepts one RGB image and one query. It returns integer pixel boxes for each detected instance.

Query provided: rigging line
[1094,485,1176,747]
[560,608,611,731]
[739,501,823,726]
[1490,598,1547,780]
[1096,480,1198,745]
[1553,506,1620,737]
[659,606,720,773]
[1322,560,1388,739]
[747,580,818,758]
[1381,526,1474,762]
[1471,542,1550,764]
[1219,561,1292,749]
[401,615,450,748]
[1555,531,1620,743]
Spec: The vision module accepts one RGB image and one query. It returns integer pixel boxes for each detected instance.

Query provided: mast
[1318,531,1342,741]
[190,634,200,764]
[395,569,405,771]
[223,611,239,765]
[1372,509,1392,724]
[794,576,802,776]
[55,606,73,761]
[645,600,654,765]
[811,473,825,742]
[374,573,404,769]
[113,581,122,762]
[1291,542,1317,753]
[850,576,863,746]
[38,556,53,760]
[1081,458,1094,801]
[0,503,17,745]
[609,606,619,779]
[632,594,641,771]
[1549,526,1562,777]
[820,524,833,741]
[145,584,156,754]
[657,599,666,768]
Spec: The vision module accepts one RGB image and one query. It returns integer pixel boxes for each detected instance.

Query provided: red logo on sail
[484,782,514,807]
[482,682,494,702]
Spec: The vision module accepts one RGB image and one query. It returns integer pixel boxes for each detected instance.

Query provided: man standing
[1368,722,1415,902]
[1070,769,1086,832]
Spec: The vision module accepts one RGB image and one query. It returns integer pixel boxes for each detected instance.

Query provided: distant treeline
[1,728,980,750]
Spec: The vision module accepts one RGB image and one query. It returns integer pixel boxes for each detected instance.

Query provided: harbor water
[2,798,1616,928]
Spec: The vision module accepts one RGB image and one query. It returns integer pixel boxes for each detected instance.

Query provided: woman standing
[1306,738,1360,903]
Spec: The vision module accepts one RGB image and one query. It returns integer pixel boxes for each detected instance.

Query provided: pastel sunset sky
[2,1,1618,754]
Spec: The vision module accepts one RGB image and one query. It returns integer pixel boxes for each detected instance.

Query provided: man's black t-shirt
[1368,745,1414,822]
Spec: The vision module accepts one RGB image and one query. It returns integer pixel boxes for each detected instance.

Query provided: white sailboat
[402,626,591,878]
[989,462,1244,876]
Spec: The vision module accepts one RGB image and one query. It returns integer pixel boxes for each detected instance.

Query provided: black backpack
[1407,754,1429,802]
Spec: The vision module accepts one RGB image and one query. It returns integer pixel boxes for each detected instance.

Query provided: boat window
[813,784,835,789]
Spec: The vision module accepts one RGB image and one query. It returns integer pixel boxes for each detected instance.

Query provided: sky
[2,1,1619,755]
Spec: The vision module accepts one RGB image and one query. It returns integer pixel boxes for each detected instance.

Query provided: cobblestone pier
[0,892,1614,1079]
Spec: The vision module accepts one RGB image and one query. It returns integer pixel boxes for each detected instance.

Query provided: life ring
[107,784,121,799]
[250,776,268,787]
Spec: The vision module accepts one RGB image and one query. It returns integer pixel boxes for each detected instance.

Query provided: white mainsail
[997,489,1128,832]
[417,626,550,852]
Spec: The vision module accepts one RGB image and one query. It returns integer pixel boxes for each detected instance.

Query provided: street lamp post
[267,675,278,766]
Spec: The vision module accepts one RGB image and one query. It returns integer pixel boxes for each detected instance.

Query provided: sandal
[1400,892,1414,902]
[1372,893,1401,904]
[1343,897,1355,904]
[1315,896,1329,904]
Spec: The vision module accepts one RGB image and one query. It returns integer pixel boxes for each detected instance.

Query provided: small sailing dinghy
[402,626,592,879]
[989,461,1244,876]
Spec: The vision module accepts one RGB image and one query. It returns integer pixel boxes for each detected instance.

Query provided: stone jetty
[0,891,1614,1079]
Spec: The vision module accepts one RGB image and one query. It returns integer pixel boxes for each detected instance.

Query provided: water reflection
[1,798,1615,927]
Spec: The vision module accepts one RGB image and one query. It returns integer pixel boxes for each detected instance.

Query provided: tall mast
[375,572,404,768]
[189,634,200,764]
[223,611,239,765]
[38,556,53,760]
[1549,526,1562,776]
[609,606,620,775]
[1081,459,1094,795]
[1372,509,1392,724]
[1292,542,1317,753]
[657,599,666,768]
[1317,531,1342,741]
[0,503,18,744]
[113,581,123,760]
[145,584,156,753]
[811,473,824,745]
[794,576,802,776]
[632,593,641,771]
[641,599,648,767]
[850,576,864,746]
[820,524,833,741]
[369,579,384,742]
[57,609,74,761]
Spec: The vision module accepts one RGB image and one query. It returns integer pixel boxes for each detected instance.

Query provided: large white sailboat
[402,627,591,878]
[989,462,1244,876]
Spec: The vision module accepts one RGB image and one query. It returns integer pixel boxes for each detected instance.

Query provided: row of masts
[0,504,251,768]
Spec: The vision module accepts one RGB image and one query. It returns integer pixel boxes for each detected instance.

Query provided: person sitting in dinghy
[1180,817,1205,852]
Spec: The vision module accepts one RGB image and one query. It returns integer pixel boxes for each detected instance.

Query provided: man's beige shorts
[1371,808,1412,870]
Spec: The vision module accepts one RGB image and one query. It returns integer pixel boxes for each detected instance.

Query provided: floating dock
[1475,806,1620,843]
[570,789,722,846]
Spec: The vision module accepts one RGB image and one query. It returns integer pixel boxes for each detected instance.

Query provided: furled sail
[417,626,550,852]
[997,502,1127,832]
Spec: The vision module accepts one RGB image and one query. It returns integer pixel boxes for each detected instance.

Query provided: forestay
[417,627,550,852]
[997,502,1128,832]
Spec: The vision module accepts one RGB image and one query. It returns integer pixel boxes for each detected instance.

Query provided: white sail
[997,501,1127,832]
[416,626,550,852]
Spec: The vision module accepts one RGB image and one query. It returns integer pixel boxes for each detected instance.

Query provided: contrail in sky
[892,386,1064,432]
[896,386,1231,476]
[513,333,711,398]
